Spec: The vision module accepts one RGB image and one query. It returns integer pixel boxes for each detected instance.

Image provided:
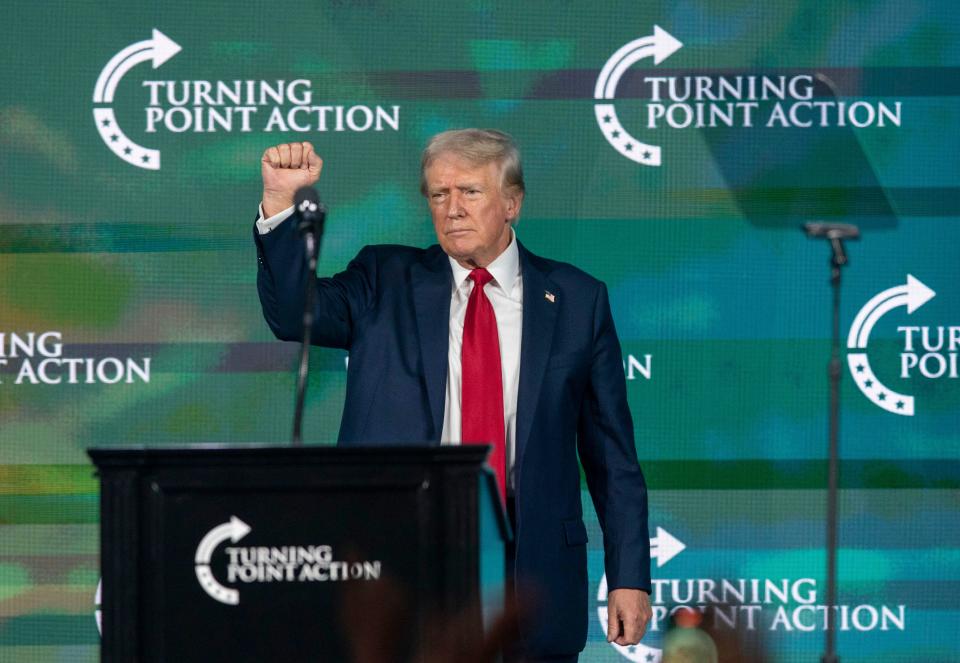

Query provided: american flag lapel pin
[544,291,556,303]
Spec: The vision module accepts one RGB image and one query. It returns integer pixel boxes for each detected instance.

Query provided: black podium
[89,445,510,662]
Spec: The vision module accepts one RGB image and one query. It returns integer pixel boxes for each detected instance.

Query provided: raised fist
[261,141,323,217]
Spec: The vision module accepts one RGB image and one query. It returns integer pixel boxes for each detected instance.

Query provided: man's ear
[505,191,524,222]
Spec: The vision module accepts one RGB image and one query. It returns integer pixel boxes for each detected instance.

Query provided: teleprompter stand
[89,445,509,663]
[804,221,859,663]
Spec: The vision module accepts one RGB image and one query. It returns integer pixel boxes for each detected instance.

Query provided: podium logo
[195,516,251,605]
[594,27,902,167]
[195,516,382,605]
[595,530,905,662]
[93,29,401,170]
[847,275,956,416]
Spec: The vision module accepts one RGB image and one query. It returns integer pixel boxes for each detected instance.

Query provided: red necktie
[461,268,506,503]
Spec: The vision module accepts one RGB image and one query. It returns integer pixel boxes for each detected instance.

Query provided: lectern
[89,445,509,662]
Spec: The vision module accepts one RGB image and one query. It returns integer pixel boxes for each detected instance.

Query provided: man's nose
[447,191,464,217]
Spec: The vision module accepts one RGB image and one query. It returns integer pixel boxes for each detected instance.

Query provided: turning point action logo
[847,275,956,416]
[195,516,382,605]
[595,26,903,167]
[594,26,683,166]
[93,29,400,170]
[0,331,150,386]
[596,529,905,663]
[93,29,181,169]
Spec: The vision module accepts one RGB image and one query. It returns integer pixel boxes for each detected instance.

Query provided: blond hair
[420,128,525,199]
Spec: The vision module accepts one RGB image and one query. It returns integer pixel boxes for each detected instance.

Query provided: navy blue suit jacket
[255,219,650,655]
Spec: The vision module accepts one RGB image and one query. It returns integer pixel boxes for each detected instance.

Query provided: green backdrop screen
[1,1,957,661]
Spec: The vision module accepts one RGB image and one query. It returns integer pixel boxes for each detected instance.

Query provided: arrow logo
[594,26,683,167]
[847,275,936,416]
[650,526,686,567]
[92,29,181,170]
[194,516,251,605]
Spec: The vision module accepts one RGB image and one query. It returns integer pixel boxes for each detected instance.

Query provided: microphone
[803,221,860,240]
[804,221,859,267]
[294,186,326,238]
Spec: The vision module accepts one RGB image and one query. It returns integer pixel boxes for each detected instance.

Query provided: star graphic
[646,654,655,662]
[864,379,873,388]
[611,130,620,138]
[896,400,905,409]
[110,134,119,142]
[878,392,886,401]
[624,142,633,151]
[123,146,132,155]
[627,645,636,654]
[141,154,150,163]
[603,114,612,123]
[643,150,652,159]
[101,118,111,127]
[855,364,864,373]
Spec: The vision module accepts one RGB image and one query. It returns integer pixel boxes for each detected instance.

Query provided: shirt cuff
[256,204,295,235]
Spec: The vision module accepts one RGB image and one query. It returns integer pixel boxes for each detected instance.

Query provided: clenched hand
[261,141,323,217]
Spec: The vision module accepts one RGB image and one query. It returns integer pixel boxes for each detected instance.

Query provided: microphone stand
[291,191,325,446]
[804,221,858,663]
[291,230,317,446]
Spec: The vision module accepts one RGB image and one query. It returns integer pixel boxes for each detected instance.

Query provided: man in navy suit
[254,130,651,661]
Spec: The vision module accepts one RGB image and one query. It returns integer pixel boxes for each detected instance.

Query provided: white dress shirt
[256,208,523,489]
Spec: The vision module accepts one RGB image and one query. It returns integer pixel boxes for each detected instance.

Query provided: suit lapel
[515,242,558,472]
[411,246,453,442]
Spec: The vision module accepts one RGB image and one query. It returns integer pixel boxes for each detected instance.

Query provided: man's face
[424,153,522,269]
